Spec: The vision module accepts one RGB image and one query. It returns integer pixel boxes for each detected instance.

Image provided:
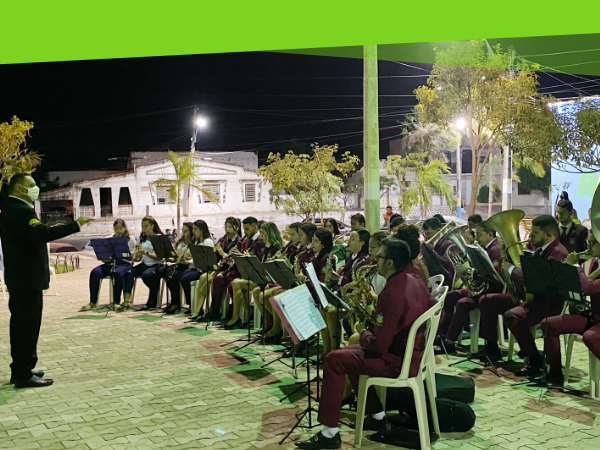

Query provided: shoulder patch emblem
[29,218,41,226]
[375,314,384,326]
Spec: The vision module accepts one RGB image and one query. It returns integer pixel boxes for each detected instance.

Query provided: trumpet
[574,249,593,261]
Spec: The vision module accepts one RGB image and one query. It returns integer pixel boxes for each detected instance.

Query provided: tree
[480,154,502,218]
[258,143,359,222]
[400,115,459,162]
[386,151,455,219]
[415,40,552,215]
[547,97,600,173]
[0,116,40,195]
[517,164,551,213]
[338,176,395,222]
[151,150,216,232]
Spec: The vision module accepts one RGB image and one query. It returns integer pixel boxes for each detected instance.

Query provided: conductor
[0,174,93,388]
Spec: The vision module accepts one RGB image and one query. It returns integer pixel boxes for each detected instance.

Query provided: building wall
[47,170,122,187]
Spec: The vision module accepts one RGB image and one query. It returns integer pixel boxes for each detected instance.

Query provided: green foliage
[477,185,500,203]
[550,98,600,172]
[517,165,551,195]
[414,40,550,215]
[0,116,41,193]
[152,150,217,230]
[257,143,360,219]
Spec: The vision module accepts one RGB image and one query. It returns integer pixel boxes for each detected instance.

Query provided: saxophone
[341,263,378,328]
[294,249,306,276]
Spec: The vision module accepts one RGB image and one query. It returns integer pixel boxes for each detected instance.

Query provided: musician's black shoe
[239,321,250,329]
[348,416,390,432]
[14,376,54,389]
[478,347,503,362]
[10,371,44,384]
[341,394,357,410]
[224,320,241,330]
[515,357,543,378]
[295,431,341,449]
[137,305,152,311]
[164,305,181,315]
[529,370,564,387]
[264,333,282,345]
[206,311,221,321]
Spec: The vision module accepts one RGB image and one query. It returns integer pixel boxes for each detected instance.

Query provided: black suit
[0,196,80,381]
[559,221,588,254]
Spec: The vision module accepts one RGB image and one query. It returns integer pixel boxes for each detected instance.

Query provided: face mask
[22,185,40,202]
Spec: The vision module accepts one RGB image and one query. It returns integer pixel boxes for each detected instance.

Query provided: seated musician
[120,217,164,312]
[281,222,303,264]
[324,228,371,354]
[227,222,281,328]
[466,214,483,245]
[556,200,588,253]
[324,218,340,240]
[421,217,454,287]
[165,221,214,314]
[478,215,568,376]
[344,231,388,345]
[221,217,266,328]
[540,231,600,386]
[389,215,405,235]
[189,217,241,321]
[395,224,429,283]
[438,221,503,354]
[80,219,137,311]
[295,223,318,276]
[296,238,436,450]
[350,213,366,231]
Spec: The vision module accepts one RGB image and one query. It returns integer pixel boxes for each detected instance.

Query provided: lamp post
[455,118,466,219]
[190,108,209,153]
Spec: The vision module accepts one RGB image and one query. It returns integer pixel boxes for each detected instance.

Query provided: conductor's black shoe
[295,431,341,449]
[14,376,54,389]
[10,371,44,384]
[348,416,390,433]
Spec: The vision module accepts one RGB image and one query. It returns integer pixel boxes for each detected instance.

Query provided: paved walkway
[1,254,600,450]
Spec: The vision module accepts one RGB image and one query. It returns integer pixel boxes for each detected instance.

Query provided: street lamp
[190,109,209,153]
[455,118,466,218]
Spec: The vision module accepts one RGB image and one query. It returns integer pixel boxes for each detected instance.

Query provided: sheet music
[468,243,494,267]
[305,262,328,307]
[276,284,326,341]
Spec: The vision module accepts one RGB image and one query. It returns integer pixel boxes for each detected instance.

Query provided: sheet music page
[468,243,494,267]
[305,262,328,308]
[277,284,326,340]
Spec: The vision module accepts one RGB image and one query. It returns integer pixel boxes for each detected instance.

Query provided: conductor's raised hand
[76,216,94,227]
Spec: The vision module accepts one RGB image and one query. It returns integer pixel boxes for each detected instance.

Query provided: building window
[155,185,175,204]
[244,183,257,202]
[199,183,222,203]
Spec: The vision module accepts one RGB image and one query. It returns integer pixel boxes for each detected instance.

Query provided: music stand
[90,237,131,314]
[148,235,177,311]
[221,255,274,351]
[189,245,218,325]
[421,243,449,277]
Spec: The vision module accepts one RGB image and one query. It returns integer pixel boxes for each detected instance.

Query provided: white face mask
[22,185,40,202]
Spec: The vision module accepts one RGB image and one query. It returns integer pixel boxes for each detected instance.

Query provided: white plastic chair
[427,274,444,292]
[564,333,600,399]
[354,294,445,450]
[456,310,506,354]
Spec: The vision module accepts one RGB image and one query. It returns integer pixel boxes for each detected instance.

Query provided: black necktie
[561,226,567,237]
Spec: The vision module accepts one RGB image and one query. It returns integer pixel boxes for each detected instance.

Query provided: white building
[39,156,282,235]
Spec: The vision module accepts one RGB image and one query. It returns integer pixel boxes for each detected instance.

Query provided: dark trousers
[439,289,470,337]
[318,345,400,428]
[504,301,565,358]
[210,272,235,315]
[447,297,479,342]
[479,293,515,343]
[542,315,600,372]
[89,262,131,305]
[124,263,165,308]
[8,287,43,381]
[167,267,201,306]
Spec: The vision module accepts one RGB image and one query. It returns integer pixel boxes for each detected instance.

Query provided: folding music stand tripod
[221,255,273,352]
[148,235,178,313]
[189,245,218,329]
[90,237,131,315]
[448,246,505,377]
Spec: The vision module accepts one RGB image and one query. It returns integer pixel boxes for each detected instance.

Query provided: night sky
[1,51,599,172]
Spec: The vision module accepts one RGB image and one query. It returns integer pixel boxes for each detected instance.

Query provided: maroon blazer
[244,235,266,261]
[359,271,436,377]
[313,251,331,282]
[578,258,600,320]
[262,244,281,262]
[559,222,588,254]
[511,238,568,285]
[338,252,371,287]
[484,238,503,279]
[405,261,426,284]
[215,234,241,264]
[282,241,301,264]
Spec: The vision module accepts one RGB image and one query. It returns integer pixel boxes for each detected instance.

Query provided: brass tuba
[445,225,485,296]
[486,209,528,304]
[425,221,456,247]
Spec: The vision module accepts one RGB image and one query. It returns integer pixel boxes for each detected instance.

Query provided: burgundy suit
[313,251,330,283]
[215,234,241,268]
[441,239,504,341]
[559,221,588,254]
[282,241,301,265]
[542,258,600,372]
[318,271,436,428]
[337,252,371,287]
[435,238,455,287]
[479,239,568,356]
[405,261,426,284]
